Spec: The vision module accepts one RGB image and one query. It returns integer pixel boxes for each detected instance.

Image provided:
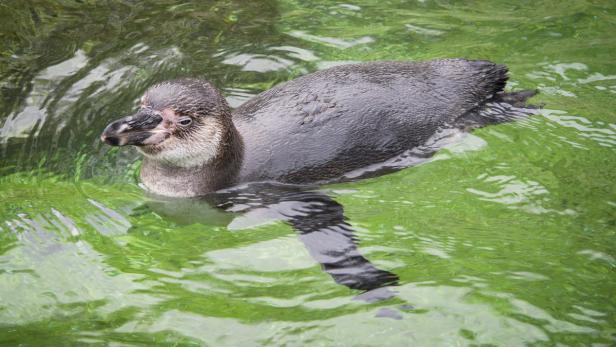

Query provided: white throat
[139,118,223,168]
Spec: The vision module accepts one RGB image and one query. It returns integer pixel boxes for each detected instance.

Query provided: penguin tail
[497,89,539,108]
[457,89,539,129]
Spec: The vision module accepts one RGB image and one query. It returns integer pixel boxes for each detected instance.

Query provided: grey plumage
[234,59,529,184]
[102,59,535,197]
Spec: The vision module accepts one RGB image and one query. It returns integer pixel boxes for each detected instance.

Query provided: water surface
[1,0,615,345]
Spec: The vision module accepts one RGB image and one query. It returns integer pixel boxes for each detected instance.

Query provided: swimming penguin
[101,59,535,197]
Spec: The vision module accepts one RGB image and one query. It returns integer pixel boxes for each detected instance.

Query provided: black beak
[100,109,163,146]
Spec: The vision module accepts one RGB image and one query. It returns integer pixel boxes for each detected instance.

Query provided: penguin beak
[100,109,168,146]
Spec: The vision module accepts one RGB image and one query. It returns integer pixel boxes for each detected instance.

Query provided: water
[1,0,615,345]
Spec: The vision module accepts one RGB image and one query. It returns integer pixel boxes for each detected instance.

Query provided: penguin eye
[178,117,192,126]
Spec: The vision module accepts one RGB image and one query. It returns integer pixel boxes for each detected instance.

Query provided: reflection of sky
[466,174,577,215]
[0,200,163,325]
[288,30,374,49]
[221,45,320,73]
[541,110,616,148]
[111,282,602,346]
[527,61,616,96]
[0,50,88,142]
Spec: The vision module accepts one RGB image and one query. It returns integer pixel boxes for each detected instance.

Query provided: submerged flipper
[288,191,399,291]
[211,183,399,292]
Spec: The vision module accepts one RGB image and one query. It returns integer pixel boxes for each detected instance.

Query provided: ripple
[507,271,549,281]
[422,247,451,259]
[395,284,550,345]
[316,60,360,70]
[288,30,375,49]
[225,87,257,108]
[0,50,88,142]
[541,109,616,149]
[467,174,576,215]
[577,249,616,266]
[270,45,320,62]
[338,4,361,11]
[85,199,131,236]
[116,292,559,346]
[578,72,616,84]
[526,61,616,99]
[509,298,596,334]
[0,225,158,325]
[545,62,588,81]
[203,235,315,273]
[405,23,445,36]
[222,53,295,72]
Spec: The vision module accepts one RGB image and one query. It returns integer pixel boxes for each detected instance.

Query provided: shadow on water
[147,182,399,297]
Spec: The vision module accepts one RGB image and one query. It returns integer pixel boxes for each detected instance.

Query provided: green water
[1,0,615,345]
